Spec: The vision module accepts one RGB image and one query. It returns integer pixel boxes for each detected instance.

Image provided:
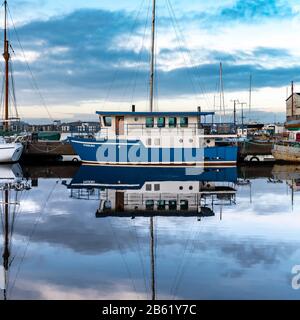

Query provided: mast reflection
[1,164,31,300]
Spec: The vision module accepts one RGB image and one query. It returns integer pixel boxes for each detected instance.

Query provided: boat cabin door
[116,116,124,135]
[115,192,124,212]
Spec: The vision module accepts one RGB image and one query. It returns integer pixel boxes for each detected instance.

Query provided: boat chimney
[132,105,136,112]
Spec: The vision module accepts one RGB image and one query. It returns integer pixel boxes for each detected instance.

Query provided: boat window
[180,200,189,210]
[169,117,177,128]
[146,117,154,128]
[103,200,112,210]
[157,200,166,210]
[103,116,112,127]
[157,117,165,128]
[147,138,152,146]
[180,117,188,128]
[169,200,177,210]
[146,184,152,191]
[154,138,160,146]
[146,200,154,210]
[154,184,160,191]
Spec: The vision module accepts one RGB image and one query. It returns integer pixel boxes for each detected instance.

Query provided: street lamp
[239,102,247,129]
[230,99,240,126]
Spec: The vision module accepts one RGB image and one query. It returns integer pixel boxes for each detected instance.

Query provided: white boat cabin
[97,111,216,138]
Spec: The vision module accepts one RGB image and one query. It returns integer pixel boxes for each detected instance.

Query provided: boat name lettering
[83,144,95,148]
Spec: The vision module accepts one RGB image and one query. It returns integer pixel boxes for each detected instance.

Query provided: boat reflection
[272,164,300,191]
[64,165,237,219]
[63,165,238,300]
[0,164,31,300]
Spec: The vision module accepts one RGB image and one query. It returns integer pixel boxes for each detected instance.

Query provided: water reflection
[65,166,237,218]
[0,164,300,300]
[0,164,31,300]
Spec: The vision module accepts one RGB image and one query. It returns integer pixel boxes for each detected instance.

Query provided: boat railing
[95,129,109,140]
[275,140,300,147]
[125,123,199,136]
[124,123,237,136]
[97,123,237,139]
[207,123,237,135]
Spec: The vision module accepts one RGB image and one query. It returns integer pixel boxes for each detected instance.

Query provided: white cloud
[14,279,177,300]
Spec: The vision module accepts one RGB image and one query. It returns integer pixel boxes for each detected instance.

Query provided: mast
[2,190,9,300]
[233,100,237,127]
[149,0,156,299]
[249,74,252,121]
[291,81,294,117]
[240,102,247,132]
[3,0,10,131]
[219,62,225,122]
[292,179,294,209]
[149,0,156,112]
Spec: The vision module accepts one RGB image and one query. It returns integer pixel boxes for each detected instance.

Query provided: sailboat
[69,0,238,167]
[0,1,23,163]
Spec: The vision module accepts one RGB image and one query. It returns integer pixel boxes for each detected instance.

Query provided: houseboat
[68,0,238,167]
[69,110,238,166]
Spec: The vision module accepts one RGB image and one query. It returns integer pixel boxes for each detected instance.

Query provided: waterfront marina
[1,0,300,305]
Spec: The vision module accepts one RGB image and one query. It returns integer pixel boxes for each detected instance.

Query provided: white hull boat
[0,2,24,164]
[272,142,300,162]
[0,141,23,163]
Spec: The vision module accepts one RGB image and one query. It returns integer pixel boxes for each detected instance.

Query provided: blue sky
[2,0,300,122]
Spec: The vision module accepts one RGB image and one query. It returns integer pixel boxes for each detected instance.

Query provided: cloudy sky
[2,0,300,123]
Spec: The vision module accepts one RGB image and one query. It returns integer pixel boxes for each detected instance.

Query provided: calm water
[1,164,300,300]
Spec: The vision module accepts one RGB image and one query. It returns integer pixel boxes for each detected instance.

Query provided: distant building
[0,120,29,132]
[286,93,300,121]
[285,92,300,131]
[28,123,58,132]
[263,123,285,135]
[236,123,264,137]
[60,121,100,133]
[0,119,100,134]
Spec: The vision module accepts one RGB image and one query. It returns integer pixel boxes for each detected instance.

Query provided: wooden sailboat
[0,1,23,162]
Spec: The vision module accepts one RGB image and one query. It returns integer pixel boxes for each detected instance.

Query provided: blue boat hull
[69,165,237,190]
[69,138,237,166]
